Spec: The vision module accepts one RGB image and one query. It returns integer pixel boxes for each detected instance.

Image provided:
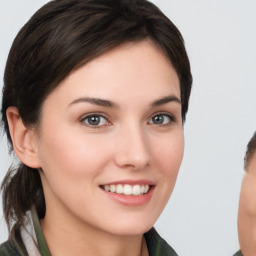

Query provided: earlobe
[6,106,41,168]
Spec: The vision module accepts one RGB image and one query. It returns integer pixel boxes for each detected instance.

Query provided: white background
[1,1,256,255]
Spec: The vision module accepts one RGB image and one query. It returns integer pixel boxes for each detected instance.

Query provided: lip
[100,180,155,206]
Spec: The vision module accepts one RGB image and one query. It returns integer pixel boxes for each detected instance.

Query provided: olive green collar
[30,205,51,256]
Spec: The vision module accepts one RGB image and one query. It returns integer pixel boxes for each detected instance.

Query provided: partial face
[238,154,256,254]
[34,40,184,236]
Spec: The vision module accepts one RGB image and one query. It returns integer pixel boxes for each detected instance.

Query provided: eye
[148,113,175,125]
[81,114,110,127]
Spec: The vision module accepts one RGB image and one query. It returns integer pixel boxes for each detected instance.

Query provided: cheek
[238,177,256,253]
[37,129,109,208]
[152,130,184,177]
[38,127,111,178]
[239,176,256,218]
[148,131,184,217]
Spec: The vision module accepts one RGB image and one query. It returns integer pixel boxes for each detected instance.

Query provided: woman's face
[34,40,184,236]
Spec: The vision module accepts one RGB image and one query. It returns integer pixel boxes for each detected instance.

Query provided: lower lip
[101,186,155,206]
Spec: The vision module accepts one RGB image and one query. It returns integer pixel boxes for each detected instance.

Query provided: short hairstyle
[244,132,256,169]
[1,0,192,233]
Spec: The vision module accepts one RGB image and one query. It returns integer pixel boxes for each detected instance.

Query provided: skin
[7,40,184,256]
[238,153,256,256]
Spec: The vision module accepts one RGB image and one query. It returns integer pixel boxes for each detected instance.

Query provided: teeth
[123,184,132,195]
[110,185,116,193]
[133,185,141,195]
[102,184,151,196]
[116,184,124,194]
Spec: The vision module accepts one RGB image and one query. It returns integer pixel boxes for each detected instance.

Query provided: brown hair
[1,0,192,234]
[244,132,256,170]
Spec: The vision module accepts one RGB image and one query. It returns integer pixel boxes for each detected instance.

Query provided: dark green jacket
[233,250,243,256]
[0,208,178,256]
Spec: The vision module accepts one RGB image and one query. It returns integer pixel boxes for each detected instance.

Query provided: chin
[103,215,157,236]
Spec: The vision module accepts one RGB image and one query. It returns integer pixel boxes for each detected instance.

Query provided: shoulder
[233,250,243,256]
[0,240,19,256]
[144,227,178,256]
[0,240,27,256]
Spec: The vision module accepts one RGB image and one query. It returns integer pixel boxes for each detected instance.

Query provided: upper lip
[100,179,156,186]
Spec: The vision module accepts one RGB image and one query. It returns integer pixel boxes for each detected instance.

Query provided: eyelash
[80,113,111,128]
[80,112,176,128]
[148,112,176,126]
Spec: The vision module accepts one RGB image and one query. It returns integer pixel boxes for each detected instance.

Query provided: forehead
[45,40,180,104]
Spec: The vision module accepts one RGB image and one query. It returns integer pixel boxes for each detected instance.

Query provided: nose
[114,124,150,170]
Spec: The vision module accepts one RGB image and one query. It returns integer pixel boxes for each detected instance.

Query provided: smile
[101,184,150,196]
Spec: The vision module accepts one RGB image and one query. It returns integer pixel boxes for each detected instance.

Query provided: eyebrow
[69,95,181,108]
[69,97,118,108]
[151,95,181,106]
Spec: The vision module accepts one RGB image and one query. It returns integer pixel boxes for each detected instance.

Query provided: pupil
[88,116,100,125]
[153,115,163,124]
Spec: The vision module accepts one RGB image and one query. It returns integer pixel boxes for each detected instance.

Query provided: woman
[0,0,192,255]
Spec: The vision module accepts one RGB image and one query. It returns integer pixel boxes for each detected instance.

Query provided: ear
[6,107,41,168]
